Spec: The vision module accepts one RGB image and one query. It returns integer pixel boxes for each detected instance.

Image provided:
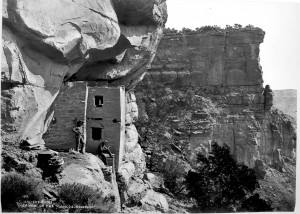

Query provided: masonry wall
[86,86,125,169]
[43,82,87,151]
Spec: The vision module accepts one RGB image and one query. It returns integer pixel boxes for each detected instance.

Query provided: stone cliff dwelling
[44,82,125,170]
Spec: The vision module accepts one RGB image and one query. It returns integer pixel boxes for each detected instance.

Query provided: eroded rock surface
[136,27,296,176]
[1,0,167,147]
[147,28,265,86]
[2,1,168,212]
[59,152,120,212]
[135,28,296,211]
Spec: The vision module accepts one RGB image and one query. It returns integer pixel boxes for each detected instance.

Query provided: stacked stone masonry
[44,82,86,150]
[44,82,126,170]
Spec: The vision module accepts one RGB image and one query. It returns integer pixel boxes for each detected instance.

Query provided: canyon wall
[148,29,264,87]
[136,28,296,173]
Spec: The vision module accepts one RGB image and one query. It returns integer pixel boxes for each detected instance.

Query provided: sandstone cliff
[149,27,264,87]
[2,0,167,147]
[135,27,296,211]
[138,27,296,168]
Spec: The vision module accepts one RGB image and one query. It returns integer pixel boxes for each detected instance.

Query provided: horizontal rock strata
[136,28,296,172]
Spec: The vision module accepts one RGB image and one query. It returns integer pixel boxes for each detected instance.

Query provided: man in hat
[72,120,85,153]
[98,139,113,165]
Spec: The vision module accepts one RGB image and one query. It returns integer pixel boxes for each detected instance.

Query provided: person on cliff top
[98,139,113,166]
[72,120,85,153]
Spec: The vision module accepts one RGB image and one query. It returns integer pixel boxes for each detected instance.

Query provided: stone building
[44,82,125,170]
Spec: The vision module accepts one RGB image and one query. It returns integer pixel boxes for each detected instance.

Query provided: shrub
[181,27,193,34]
[1,172,43,211]
[58,183,108,213]
[163,27,179,35]
[186,142,259,211]
[59,183,95,206]
[160,156,186,195]
[245,24,255,29]
[195,25,222,33]
[234,23,243,29]
[238,193,273,212]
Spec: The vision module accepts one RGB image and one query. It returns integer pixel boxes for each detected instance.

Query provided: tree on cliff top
[186,142,261,212]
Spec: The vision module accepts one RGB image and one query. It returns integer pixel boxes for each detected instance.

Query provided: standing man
[72,120,85,153]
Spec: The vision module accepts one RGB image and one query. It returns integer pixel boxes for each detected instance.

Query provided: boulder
[139,189,169,213]
[4,0,120,62]
[123,144,146,177]
[125,124,139,153]
[127,102,139,122]
[127,177,151,204]
[144,173,164,191]
[59,153,120,213]
[1,26,81,145]
[118,161,136,187]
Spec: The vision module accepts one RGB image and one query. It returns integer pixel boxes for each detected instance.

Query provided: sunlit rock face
[70,0,168,88]
[1,0,167,146]
[59,153,121,212]
[148,29,265,87]
[136,28,296,172]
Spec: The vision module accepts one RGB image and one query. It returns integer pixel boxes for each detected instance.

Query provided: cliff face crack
[88,8,118,24]
[223,31,228,87]
[232,122,237,160]
[65,16,83,21]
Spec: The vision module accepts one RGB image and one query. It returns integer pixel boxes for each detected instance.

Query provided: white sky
[165,0,300,90]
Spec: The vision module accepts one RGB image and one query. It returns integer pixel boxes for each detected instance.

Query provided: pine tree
[186,142,260,211]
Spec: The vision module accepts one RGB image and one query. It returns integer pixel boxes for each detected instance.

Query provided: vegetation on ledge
[186,143,273,212]
[163,24,264,36]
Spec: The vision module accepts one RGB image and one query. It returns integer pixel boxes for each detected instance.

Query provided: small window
[95,96,103,107]
[92,127,102,140]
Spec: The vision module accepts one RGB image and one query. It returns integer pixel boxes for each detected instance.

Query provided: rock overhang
[1,0,168,145]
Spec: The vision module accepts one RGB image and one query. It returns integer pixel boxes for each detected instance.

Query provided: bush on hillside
[186,142,260,212]
[59,183,109,213]
[238,193,273,212]
[195,25,222,33]
[163,27,179,35]
[1,172,43,211]
[59,183,96,206]
[160,156,187,195]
